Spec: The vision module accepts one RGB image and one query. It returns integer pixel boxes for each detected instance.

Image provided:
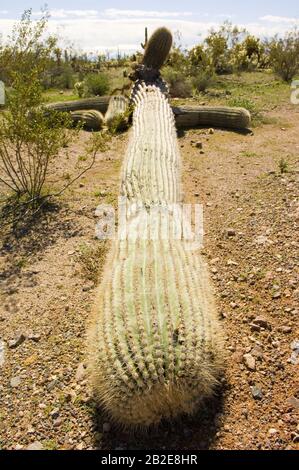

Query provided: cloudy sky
[0,1,298,53]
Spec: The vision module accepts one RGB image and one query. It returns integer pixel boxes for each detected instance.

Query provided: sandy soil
[0,103,298,450]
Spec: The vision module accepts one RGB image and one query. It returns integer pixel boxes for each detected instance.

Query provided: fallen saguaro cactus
[45,96,110,114]
[105,95,129,129]
[89,84,225,427]
[70,110,104,131]
[173,105,251,130]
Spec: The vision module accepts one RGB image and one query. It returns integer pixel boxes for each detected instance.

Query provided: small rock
[251,345,263,360]
[47,379,60,392]
[250,323,261,332]
[227,259,238,266]
[8,334,26,349]
[226,229,236,237]
[291,432,299,443]
[53,418,62,427]
[251,385,263,400]
[82,283,94,292]
[290,340,299,365]
[268,428,278,436]
[230,302,238,309]
[50,408,60,419]
[0,340,5,367]
[103,422,111,433]
[243,353,256,371]
[272,291,281,299]
[28,333,41,343]
[26,441,43,451]
[252,316,271,330]
[10,376,21,388]
[278,326,292,334]
[286,397,299,410]
[255,235,269,245]
[208,128,214,135]
[76,362,87,382]
[195,142,203,149]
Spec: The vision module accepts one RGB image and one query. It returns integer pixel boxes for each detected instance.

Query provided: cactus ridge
[89,84,225,427]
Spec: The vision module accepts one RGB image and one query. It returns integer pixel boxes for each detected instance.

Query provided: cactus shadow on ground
[90,385,225,450]
[0,201,78,286]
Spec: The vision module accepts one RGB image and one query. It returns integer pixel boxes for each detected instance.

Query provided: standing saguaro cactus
[89,84,225,427]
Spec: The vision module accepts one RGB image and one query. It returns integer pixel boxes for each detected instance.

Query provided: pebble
[28,333,41,343]
[27,441,43,451]
[268,428,278,436]
[50,408,60,419]
[290,340,299,365]
[76,363,87,382]
[10,376,21,388]
[226,229,236,237]
[255,235,269,245]
[243,353,256,371]
[53,418,62,427]
[251,385,263,400]
[252,316,271,330]
[195,142,203,149]
[8,334,26,349]
[278,326,292,334]
[0,340,5,367]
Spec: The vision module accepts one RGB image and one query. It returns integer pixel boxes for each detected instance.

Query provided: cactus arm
[105,95,129,128]
[173,105,251,130]
[45,96,110,114]
[142,27,173,71]
[70,110,104,131]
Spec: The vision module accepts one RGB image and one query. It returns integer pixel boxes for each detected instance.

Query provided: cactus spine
[89,84,224,427]
[173,105,251,130]
[142,27,173,70]
[70,110,104,131]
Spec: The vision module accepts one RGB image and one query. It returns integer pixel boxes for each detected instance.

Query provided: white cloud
[33,9,99,19]
[0,10,8,15]
[103,9,192,18]
[46,18,215,52]
[1,11,297,53]
[260,15,299,25]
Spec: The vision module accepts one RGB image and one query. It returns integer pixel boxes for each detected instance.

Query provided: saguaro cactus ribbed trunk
[89,84,224,426]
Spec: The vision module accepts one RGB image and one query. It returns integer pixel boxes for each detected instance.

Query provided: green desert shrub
[191,68,215,93]
[267,30,299,82]
[163,67,192,98]
[85,73,109,96]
